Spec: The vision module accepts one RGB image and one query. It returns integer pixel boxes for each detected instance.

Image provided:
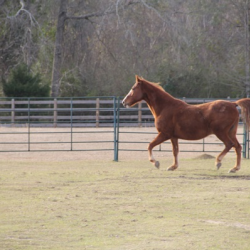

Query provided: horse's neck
[143,83,176,117]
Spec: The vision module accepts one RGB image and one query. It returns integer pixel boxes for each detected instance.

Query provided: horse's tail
[235,98,250,130]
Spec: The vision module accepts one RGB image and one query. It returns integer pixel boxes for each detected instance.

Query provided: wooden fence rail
[0,98,154,127]
[0,97,239,127]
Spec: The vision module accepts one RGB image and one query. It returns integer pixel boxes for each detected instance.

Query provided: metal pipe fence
[0,97,249,160]
[0,97,118,153]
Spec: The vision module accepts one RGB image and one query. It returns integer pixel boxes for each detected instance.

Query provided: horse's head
[122,75,144,108]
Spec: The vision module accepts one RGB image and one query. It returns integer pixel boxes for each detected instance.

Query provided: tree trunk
[51,0,67,97]
[245,0,250,97]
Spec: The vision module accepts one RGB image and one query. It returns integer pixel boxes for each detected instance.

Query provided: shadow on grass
[186,174,250,181]
[213,175,250,180]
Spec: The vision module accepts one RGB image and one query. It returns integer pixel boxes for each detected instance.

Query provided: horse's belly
[174,123,210,140]
[177,131,210,140]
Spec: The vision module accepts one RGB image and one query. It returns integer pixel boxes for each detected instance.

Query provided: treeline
[0,0,250,98]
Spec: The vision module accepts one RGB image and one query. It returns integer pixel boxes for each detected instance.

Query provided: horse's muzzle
[122,101,130,108]
[122,99,128,108]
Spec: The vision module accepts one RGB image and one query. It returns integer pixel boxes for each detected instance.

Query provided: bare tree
[51,0,142,97]
[51,0,67,98]
[1,0,250,98]
[0,0,41,72]
[244,0,250,97]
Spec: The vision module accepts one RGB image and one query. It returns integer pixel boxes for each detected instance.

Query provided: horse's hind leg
[168,138,179,171]
[148,132,168,169]
[215,132,234,169]
[215,143,233,170]
[229,137,242,173]
[215,128,242,173]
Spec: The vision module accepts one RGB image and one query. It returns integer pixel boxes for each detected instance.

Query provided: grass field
[0,152,250,250]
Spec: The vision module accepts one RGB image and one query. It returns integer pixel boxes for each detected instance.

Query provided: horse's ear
[135,75,142,83]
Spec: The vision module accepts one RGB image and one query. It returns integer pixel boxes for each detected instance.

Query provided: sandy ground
[0,126,245,162]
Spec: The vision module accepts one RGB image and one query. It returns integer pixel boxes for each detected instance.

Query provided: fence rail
[0,98,119,127]
[0,97,249,160]
[0,97,239,127]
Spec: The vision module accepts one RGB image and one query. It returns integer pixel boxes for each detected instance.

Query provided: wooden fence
[0,97,154,127]
[0,97,239,127]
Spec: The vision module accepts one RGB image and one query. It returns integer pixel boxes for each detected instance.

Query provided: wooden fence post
[11,98,15,127]
[54,98,57,127]
[138,102,142,127]
[96,98,100,127]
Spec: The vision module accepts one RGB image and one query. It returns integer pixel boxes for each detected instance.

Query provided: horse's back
[198,100,239,125]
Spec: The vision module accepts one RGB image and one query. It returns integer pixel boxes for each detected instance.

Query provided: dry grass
[0,154,250,250]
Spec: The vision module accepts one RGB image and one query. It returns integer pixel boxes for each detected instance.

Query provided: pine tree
[2,64,50,97]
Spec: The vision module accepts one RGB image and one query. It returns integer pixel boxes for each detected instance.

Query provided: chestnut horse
[122,75,250,173]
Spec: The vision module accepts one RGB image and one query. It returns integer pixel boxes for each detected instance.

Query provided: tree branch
[0,0,6,6]
[66,0,141,20]
[7,0,39,27]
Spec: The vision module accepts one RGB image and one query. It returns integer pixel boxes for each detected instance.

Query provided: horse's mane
[140,77,181,102]
[141,78,165,92]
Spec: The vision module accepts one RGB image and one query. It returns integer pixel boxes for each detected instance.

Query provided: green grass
[0,157,250,249]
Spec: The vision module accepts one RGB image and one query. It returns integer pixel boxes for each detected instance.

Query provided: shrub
[2,64,50,97]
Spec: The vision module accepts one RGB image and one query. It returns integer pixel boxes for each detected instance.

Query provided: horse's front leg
[148,132,168,169]
[168,138,179,171]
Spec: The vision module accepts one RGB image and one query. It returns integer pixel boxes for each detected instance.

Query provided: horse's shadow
[178,174,250,181]
[213,174,250,180]
[195,174,250,181]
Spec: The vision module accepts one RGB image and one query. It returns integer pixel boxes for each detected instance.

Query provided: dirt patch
[194,153,216,160]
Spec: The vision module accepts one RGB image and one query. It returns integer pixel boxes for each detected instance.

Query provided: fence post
[96,98,100,127]
[11,98,15,127]
[243,125,246,158]
[117,97,120,161]
[138,102,142,127]
[54,98,57,128]
[28,98,30,151]
[70,98,73,151]
[248,131,249,159]
[113,97,120,161]
[243,124,249,159]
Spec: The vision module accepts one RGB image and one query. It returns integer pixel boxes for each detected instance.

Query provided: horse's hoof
[154,161,160,169]
[216,162,222,170]
[167,166,177,171]
[229,168,238,173]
